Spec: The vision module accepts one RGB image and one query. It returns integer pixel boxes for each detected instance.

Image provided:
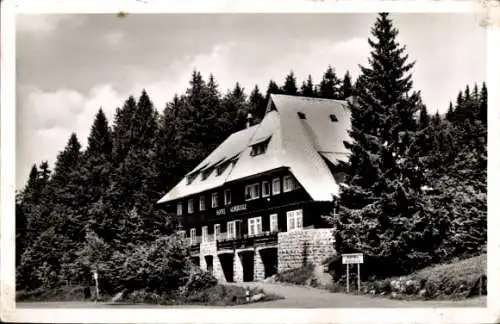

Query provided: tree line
[15,63,354,291]
[15,12,486,292]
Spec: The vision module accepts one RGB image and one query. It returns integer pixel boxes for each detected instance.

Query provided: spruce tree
[340,71,354,99]
[328,13,435,278]
[318,65,342,99]
[479,82,487,124]
[418,105,430,129]
[111,96,137,166]
[249,85,266,121]
[282,71,298,95]
[265,80,281,98]
[445,102,454,121]
[300,75,316,97]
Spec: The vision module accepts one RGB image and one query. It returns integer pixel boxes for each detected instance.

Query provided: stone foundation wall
[199,242,226,283]
[277,229,335,272]
[253,248,265,281]
[233,252,244,283]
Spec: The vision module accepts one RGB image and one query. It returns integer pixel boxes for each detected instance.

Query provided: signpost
[341,253,363,293]
[92,270,99,302]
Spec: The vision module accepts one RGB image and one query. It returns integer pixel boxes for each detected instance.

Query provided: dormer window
[186,173,197,185]
[297,112,306,119]
[250,137,271,157]
[201,168,213,180]
[216,162,230,176]
[329,114,338,122]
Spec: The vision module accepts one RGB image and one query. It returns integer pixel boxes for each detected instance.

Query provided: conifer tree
[340,71,354,99]
[265,80,281,98]
[282,71,298,95]
[328,13,435,278]
[445,102,454,121]
[249,85,266,121]
[111,96,137,166]
[318,65,342,99]
[418,105,430,130]
[479,82,487,124]
[300,75,316,97]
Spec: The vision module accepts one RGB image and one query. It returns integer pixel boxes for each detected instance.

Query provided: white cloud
[16,14,83,36]
[17,84,123,189]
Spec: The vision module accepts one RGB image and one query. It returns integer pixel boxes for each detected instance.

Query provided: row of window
[177,175,300,216]
[182,209,304,244]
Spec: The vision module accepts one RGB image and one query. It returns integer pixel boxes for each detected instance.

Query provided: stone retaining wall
[199,242,226,283]
[277,229,335,272]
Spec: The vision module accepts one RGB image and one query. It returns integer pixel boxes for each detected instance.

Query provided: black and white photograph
[1,1,499,323]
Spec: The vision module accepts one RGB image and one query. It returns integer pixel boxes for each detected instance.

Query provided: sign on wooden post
[92,270,99,302]
[341,253,363,293]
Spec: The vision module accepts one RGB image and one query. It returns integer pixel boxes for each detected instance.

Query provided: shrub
[118,236,191,294]
[183,268,218,294]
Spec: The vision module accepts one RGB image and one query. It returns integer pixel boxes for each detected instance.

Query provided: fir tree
[300,75,316,97]
[249,85,266,121]
[479,82,487,124]
[265,80,281,99]
[445,102,454,121]
[340,71,354,99]
[318,65,342,99]
[111,96,137,166]
[328,13,433,278]
[282,71,298,95]
[418,105,430,130]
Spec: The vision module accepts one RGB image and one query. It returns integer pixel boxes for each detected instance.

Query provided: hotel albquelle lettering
[216,203,247,216]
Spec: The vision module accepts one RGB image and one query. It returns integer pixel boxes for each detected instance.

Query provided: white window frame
[202,226,208,242]
[190,228,197,245]
[284,175,293,192]
[248,216,262,237]
[199,195,205,211]
[178,230,186,239]
[270,214,278,232]
[177,202,183,216]
[287,209,303,232]
[224,189,231,206]
[212,192,219,208]
[188,199,194,214]
[214,223,221,240]
[262,181,270,198]
[272,177,281,195]
[245,183,260,201]
[227,221,237,239]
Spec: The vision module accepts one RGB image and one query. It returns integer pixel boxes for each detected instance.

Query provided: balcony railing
[187,230,279,249]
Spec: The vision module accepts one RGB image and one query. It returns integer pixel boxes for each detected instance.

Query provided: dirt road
[231,282,487,308]
[16,283,486,309]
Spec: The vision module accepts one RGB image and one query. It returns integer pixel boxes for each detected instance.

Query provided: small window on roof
[330,114,338,122]
[297,112,306,119]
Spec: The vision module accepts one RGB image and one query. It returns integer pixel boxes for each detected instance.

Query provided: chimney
[246,113,253,128]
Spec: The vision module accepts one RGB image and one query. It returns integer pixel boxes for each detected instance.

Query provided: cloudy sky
[16,13,486,189]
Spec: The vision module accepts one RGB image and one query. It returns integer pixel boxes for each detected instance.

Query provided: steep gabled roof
[157,94,351,204]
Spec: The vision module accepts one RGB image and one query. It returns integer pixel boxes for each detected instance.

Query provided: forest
[15,13,487,295]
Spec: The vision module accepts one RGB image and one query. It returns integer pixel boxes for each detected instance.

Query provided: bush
[275,263,315,285]
[182,268,218,294]
[356,254,486,300]
[118,236,191,294]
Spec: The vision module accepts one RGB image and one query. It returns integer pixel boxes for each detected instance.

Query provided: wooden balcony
[188,231,279,254]
[217,230,278,250]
